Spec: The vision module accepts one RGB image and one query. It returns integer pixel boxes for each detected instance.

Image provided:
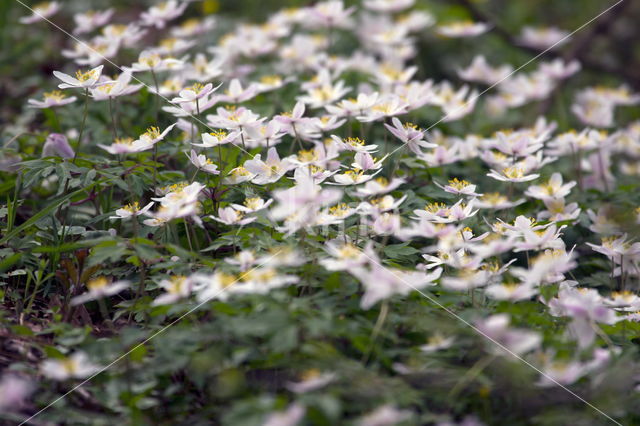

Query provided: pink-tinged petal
[292,101,305,119]
[384,123,406,141]
[266,147,280,165]
[390,116,403,130]
[53,71,79,86]
[228,79,242,95]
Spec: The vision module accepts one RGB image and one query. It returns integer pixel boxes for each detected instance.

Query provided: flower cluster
[5,0,640,424]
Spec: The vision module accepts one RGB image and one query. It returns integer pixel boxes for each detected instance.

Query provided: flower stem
[362,300,389,364]
[108,96,118,140]
[150,69,160,123]
[72,88,90,164]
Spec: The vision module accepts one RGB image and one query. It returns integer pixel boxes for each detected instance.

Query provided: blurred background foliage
[2,0,640,134]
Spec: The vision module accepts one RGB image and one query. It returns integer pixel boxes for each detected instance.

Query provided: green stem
[150,69,160,123]
[362,300,389,364]
[72,88,90,164]
[108,96,118,140]
[184,219,194,252]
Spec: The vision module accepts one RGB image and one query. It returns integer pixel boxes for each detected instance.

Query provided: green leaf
[384,243,419,258]
[0,179,108,245]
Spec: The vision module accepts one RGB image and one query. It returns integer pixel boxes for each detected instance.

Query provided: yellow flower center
[375,176,389,186]
[209,130,228,140]
[75,69,98,82]
[87,276,109,291]
[141,53,162,67]
[448,178,470,191]
[123,201,140,213]
[344,169,364,179]
[44,90,66,101]
[168,276,187,294]
[34,2,52,13]
[160,38,178,49]
[188,83,206,93]
[232,167,251,177]
[502,166,524,179]
[337,244,361,259]
[297,149,317,162]
[61,358,78,375]
[300,368,321,381]
[244,197,262,210]
[260,75,282,85]
[114,137,134,145]
[328,203,350,217]
[371,196,392,209]
[143,126,161,140]
[161,182,188,193]
[181,18,200,30]
[425,202,447,213]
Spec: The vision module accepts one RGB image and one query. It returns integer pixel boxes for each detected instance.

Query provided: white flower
[358,194,407,215]
[358,404,412,426]
[70,277,129,305]
[171,82,218,104]
[263,403,306,426]
[41,352,101,381]
[140,0,188,29]
[436,21,490,38]
[331,135,378,153]
[90,72,143,100]
[364,0,415,13]
[332,169,378,186]
[548,283,617,348]
[435,178,482,197]
[73,8,115,34]
[231,197,273,213]
[186,150,220,175]
[28,90,77,108]
[53,65,108,90]
[475,192,524,210]
[350,245,442,309]
[225,250,257,271]
[518,26,570,50]
[224,166,255,185]
[370,212,401,235]
[145,182,205,226]
[195,130,241,148]
[151,275,193,306]
[383,117,436,154]
[487,166,539,183]
[320,242,368,271]
[99,137,148,154]
[130,123,178,151]
[243,147,293,185]
[352,151,386,172]
[0,374,33,412]
[20,2,60,24]
[458,55,513,85]
[210,207,257,226]
[110,201,154,220]
[485,282,538,302]
[476,314,541,356]
[127,51,184,73]
[325,92,380,117]
[286,370,336,393]
[420,334,455,353]
[219,79,258,103]
[432,83,479,122]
